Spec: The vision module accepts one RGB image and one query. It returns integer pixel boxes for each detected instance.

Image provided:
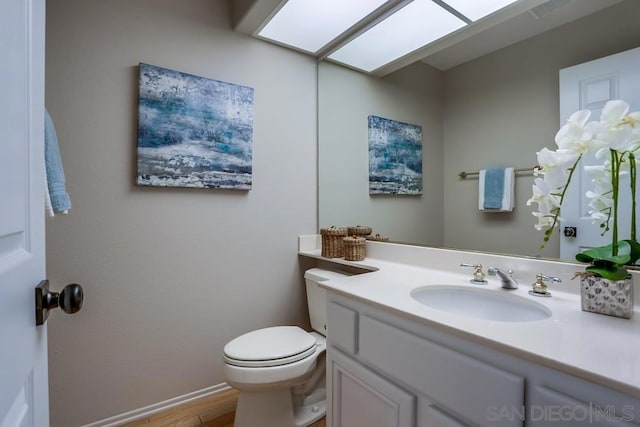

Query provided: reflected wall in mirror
[319,0,640,260]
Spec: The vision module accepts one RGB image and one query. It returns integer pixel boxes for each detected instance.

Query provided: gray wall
[45,1,317,426]
[319,61,445,245]
[443,0,640,258]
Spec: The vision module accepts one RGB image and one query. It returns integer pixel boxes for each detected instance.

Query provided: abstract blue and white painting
[368,116,422,195]
[137,63,254,190]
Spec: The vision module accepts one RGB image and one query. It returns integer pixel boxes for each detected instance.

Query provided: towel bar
[459,166,540,179]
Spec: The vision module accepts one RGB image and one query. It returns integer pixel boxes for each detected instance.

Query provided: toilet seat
[224,326,317,368]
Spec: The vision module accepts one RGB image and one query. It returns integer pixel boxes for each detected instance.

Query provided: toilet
[223,268,349,427]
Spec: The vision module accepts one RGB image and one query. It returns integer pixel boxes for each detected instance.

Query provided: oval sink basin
[410,285,551,322]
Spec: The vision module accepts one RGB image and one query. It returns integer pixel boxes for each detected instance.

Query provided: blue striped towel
[45,110,71,214]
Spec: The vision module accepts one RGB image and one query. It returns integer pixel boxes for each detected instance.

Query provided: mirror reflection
[318,0,640,260]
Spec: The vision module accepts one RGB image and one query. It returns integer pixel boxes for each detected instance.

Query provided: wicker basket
[366,233,389,242]
[347,225,372,236]
[343,236,366,261]
[320,227,347,258]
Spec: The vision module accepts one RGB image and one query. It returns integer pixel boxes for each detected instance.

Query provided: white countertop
[299,237,640,399]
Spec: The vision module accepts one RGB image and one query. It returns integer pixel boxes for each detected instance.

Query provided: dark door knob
[35,280,84,326]
[563,226,577,238]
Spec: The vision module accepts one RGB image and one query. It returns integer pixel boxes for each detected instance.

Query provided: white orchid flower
[527,177,562,208]
[586,186,613,227]
[531,99,640,256]
[535,148,577,189]
[588,210,609,225]
[531,196,561,230]
[586,189,613,209]
[594,101,640,152]
[567,109,592,127]
[554,110,604,155]
[528,176,565,232]
[625,111,640,150]
[537,147,578,168]
[532,211,556,231]
[600,100,630,125]
[543,167,569,191]
[585,163,613,191]
[596,124,635,152]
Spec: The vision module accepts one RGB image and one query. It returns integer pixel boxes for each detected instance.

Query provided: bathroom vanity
[326,294,638,427]
[299,237,640,427]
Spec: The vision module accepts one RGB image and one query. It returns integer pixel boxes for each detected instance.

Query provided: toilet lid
[224,326,317,368]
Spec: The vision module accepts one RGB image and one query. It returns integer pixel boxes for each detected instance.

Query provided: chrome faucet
[487,267,518,290]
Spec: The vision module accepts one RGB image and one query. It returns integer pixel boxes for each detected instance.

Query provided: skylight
[257,0,523,73]
[328,0,466,72]
[257,0,389,54]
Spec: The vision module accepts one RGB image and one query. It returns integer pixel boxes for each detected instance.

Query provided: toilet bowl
[222,268,350,427]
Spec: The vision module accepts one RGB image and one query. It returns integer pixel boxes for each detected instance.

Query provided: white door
[0,0,49,426]
[559,47,640,260]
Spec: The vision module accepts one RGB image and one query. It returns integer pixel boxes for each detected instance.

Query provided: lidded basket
[320,226,347,258]
[347,225,372,237]
[343,235,366,261]
[366,233,389,242]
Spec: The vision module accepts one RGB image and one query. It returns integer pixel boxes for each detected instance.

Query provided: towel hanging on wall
[45,109,71,216]
[478,167,514,212]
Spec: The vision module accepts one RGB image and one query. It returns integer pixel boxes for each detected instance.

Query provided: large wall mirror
[319,0,640,260]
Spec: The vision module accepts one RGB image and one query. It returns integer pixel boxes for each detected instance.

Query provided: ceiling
[231,0,622,76]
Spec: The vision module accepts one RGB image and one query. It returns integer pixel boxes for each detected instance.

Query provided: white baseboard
[81,383,232,427]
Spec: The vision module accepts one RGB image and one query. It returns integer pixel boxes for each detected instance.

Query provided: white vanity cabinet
[325,295,640,427]
[326,298,525,427]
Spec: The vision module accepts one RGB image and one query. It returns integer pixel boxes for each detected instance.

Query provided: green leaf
[622,239,640,264]
[573,240,639,280]
[585,265,629,281]
[575,241,632,265]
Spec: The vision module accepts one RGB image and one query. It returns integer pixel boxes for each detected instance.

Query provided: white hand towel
[478,167,515,212]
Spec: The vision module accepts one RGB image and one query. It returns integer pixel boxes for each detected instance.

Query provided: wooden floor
[124,388,326,427]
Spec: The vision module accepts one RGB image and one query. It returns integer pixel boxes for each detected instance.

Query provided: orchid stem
[630,152,637,242]
[546,154,583,235]
[611,149,620,256]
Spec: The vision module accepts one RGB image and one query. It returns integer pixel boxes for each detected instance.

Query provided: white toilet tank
[304,268,351,336]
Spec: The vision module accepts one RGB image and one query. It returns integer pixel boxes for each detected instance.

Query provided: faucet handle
[529,273,561,297]
[541,274,562,284]
[460,263,487,285]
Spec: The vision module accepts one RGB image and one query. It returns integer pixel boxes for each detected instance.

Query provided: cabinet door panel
[330,349,415,427]
[327,302,358,354]
[425,404,469,427]
[528,386,637,427]
[359,315,524,427]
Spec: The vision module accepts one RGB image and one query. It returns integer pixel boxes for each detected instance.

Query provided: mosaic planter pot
[580,275,633,319]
